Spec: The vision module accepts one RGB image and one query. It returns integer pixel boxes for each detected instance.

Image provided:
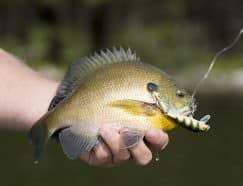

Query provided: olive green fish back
[48,47,140,110]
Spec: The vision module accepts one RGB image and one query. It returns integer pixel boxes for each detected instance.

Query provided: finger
[145,128,169,150]
[129,140,152,166]
[91,144,114,167]
[100,125,130,164]
[80,144,114,168]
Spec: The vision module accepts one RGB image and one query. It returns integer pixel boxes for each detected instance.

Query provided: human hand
[80,126,169,167]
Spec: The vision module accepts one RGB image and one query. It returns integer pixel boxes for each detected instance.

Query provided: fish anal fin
[120,128,144,148]
[109,99,158,116]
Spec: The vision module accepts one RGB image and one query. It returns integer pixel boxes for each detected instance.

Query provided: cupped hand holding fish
[80,126,169,167]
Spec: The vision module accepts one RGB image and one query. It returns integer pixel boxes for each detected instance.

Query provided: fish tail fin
[28,118,49,164]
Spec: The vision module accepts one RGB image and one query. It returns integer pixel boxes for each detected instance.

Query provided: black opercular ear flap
[147,82,168,114]
[176,90,185,98]
[147,82,158,92]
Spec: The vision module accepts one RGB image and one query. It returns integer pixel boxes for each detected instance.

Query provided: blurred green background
[0,0,243,91]
[0,1,243,186]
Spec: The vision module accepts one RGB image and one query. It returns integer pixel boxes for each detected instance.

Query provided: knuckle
[100,128,119,145]
[95,149,111,162]
[104,135,119,148]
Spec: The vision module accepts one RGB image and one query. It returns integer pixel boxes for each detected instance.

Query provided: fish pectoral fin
[58,128,97,160]
[109,99,157,116]
[120,128,144,148]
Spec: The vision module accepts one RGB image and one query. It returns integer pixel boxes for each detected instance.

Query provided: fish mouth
[177,98,197,117]
[177,106,194,117]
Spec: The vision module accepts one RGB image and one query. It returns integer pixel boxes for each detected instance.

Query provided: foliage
[0,0,242,71]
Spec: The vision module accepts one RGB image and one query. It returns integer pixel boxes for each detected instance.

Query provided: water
[1,94,243,186]
[155,151,160,161]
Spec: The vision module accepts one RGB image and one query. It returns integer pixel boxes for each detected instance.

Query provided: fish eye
[176,90,185,98]
[147,82,158,92]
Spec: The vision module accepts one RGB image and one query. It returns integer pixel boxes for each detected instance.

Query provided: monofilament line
[192,28,243,98]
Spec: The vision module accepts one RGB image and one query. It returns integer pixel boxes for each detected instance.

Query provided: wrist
[0,48,59,132]
[23,79,58,131]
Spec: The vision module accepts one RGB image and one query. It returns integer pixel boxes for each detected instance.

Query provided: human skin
[0,48,169,167]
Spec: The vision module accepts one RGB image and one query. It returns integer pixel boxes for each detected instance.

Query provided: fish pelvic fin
[120,128,144,148]
[28,118,49,164]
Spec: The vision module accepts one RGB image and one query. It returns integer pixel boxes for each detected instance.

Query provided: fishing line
[192,28,243,98]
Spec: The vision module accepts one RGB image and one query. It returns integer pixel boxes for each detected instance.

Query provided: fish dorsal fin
[48,47,139,110]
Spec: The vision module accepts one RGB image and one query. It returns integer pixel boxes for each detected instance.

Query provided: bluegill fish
[28,48,210,163]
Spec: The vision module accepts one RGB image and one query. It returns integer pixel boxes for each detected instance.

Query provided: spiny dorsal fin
[48,47,139,110]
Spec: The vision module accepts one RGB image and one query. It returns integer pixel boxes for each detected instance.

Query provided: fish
[28,47,210,163]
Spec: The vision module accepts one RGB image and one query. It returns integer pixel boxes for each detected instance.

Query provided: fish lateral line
[192,27,243,98]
